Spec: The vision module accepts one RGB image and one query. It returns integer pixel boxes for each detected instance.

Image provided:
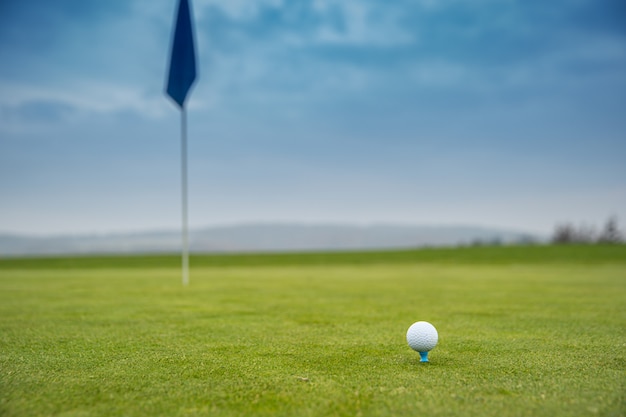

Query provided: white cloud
[311,0,414,46]
[0,81,170,133]
[409,60,471,87]
[194,0,283,21]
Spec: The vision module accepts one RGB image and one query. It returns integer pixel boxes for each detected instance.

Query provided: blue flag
[166,0,197,108]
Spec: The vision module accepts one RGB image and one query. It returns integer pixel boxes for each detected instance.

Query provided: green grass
[2,244,625,269]
[1,245,625,416]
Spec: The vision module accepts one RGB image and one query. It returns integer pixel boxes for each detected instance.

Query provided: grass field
[1,245,625,416]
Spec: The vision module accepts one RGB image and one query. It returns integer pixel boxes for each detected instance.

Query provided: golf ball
[406,321,438,352]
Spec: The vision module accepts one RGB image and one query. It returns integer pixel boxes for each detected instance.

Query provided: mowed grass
[0,246,625,416]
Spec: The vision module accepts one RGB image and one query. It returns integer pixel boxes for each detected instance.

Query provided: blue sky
[1,0,625,236]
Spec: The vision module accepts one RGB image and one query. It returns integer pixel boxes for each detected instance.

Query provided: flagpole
[181,107,189,286]
[166,0,196,286]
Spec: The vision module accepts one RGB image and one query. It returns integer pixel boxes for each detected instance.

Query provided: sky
[1,0,625,236]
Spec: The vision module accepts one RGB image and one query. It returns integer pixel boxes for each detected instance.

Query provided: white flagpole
[166,0,196,286]
[181,107,189,286]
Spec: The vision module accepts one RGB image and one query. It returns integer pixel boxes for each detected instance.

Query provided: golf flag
[166,0,197,108]
[166,0,198,286]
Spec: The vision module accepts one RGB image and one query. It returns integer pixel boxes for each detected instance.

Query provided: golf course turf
[1,245,624,416]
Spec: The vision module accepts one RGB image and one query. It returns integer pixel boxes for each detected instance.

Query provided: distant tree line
[469,235,538,247]
[552,216,623,244]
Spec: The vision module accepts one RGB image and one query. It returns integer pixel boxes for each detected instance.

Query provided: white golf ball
[406,321,438,352]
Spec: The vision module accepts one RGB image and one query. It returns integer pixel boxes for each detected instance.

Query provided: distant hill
[0,223,542,256]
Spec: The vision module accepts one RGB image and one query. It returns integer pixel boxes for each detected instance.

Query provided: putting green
[1,246,624,416]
